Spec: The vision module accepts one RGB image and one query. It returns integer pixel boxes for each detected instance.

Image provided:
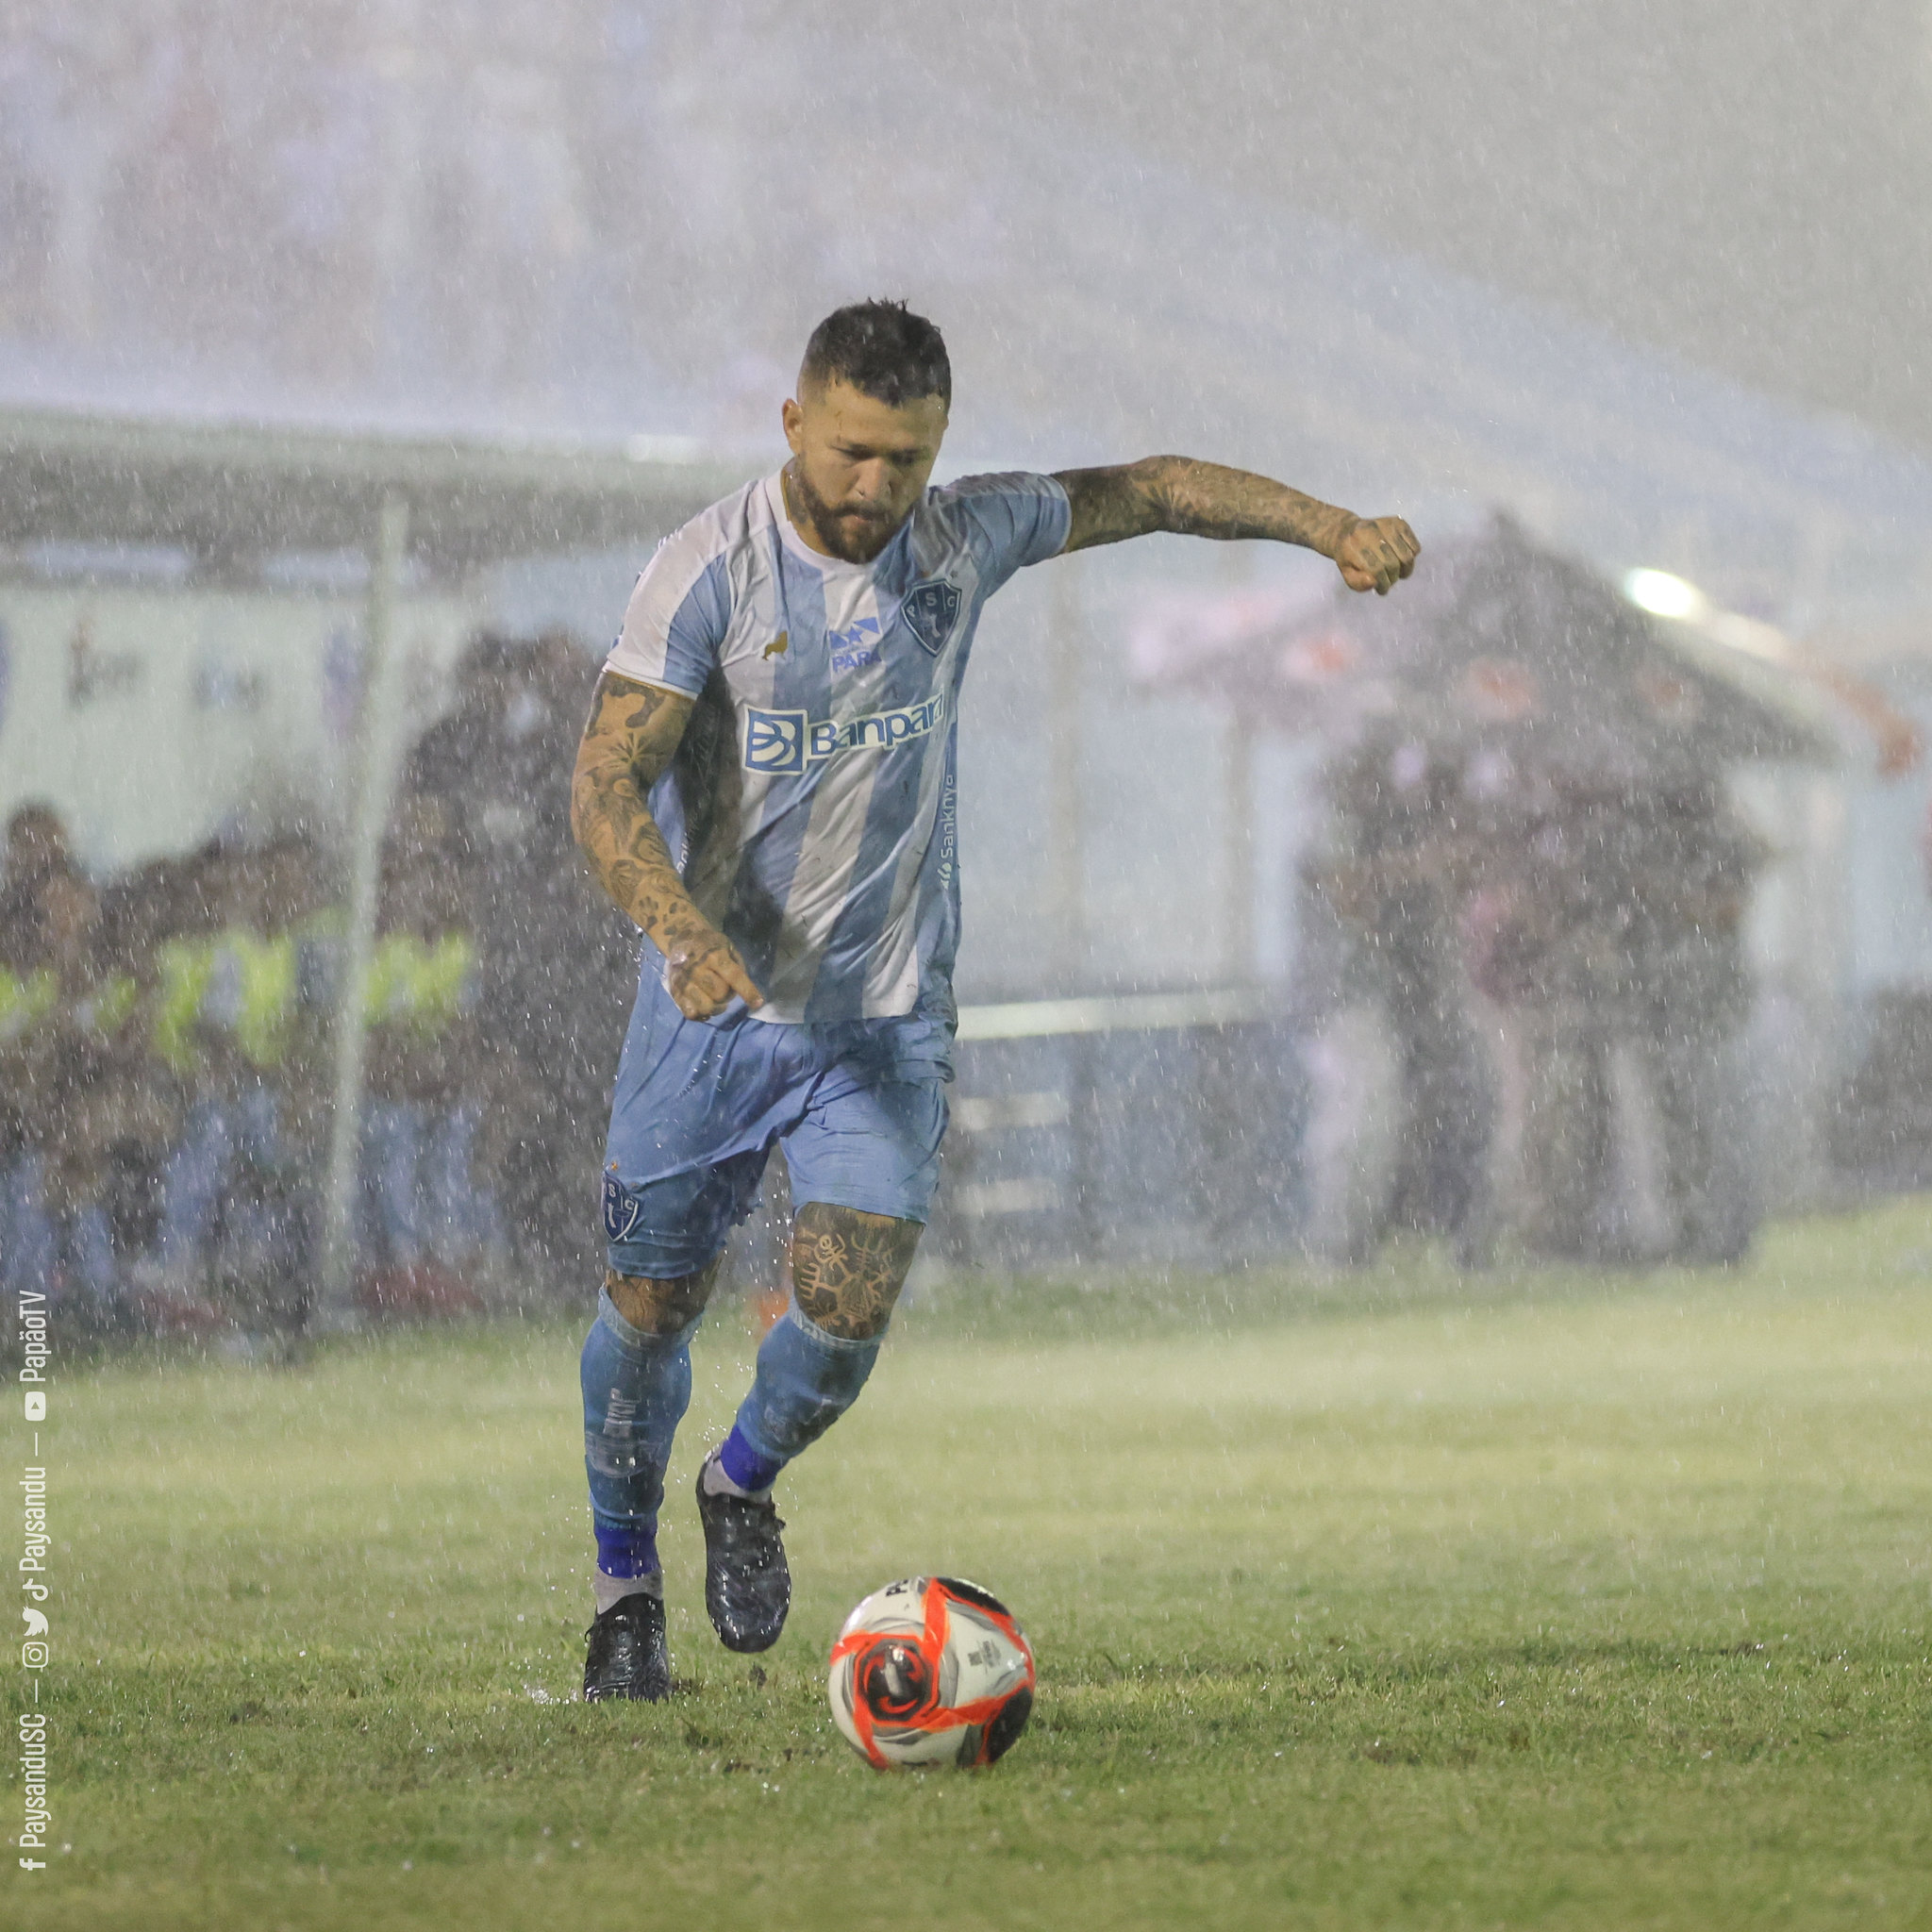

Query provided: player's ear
[781,396,806,455]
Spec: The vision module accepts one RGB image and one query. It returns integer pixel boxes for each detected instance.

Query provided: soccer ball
[827,1575,1036,1770]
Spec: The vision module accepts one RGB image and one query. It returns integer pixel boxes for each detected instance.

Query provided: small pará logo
[762,629,790,660]
[902,579,962,656]
[22,1607,48,1639]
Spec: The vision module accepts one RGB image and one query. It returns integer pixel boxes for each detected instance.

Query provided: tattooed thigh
[790,1202,924,1341]
[605,1259,721,1336]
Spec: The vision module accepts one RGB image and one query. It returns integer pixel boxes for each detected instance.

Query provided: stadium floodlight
[1624,563,1793,662]
[1622,567,1708,620]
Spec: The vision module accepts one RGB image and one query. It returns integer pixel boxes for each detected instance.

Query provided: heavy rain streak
[4,7,1932,1926]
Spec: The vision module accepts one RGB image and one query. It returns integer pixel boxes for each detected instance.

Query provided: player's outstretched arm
[1052,456,1419,594]
[571,671,765,1018]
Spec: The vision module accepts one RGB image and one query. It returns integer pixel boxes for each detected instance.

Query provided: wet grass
[15,1199,1932,1928]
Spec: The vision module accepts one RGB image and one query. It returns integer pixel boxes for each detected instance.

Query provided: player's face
[781,378,948,564]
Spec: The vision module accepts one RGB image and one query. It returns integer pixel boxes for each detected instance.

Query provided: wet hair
[799,300,951,410]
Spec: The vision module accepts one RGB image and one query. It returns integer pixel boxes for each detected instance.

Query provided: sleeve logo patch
[902,578,963,656]
[742,693,946,775]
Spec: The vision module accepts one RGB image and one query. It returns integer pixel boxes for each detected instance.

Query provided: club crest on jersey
[902,578,963,656]
[742,693,946,775]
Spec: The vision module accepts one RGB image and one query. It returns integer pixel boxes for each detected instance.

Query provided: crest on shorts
[602,1170,642,1243]
[902,578,962,657]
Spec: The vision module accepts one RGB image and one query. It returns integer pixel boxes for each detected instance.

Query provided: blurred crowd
[0,630,635,1333]
[1300,734,1769,1268]
[0,6,823,429]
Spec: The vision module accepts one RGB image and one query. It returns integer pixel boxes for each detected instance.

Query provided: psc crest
[902,578,963,656]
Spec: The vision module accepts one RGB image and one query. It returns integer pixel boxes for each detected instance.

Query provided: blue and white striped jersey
[606,469,1071,1025]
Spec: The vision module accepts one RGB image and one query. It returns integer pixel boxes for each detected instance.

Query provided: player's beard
[785,461,901,565]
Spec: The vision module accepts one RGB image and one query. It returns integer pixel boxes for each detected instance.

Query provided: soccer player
[573,300,1418,1700]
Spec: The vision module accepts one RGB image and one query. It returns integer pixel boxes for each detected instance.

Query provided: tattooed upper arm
[575,671,694,798]
[1052,462,1168,555]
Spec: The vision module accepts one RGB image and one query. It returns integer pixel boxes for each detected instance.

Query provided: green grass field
[13,1202,1932,1929]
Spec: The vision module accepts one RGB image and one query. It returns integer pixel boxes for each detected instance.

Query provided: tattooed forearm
[1054,457,1419,592]
[571,671,763,1016]
[571,672,696,935]
[790,1201,924,1341]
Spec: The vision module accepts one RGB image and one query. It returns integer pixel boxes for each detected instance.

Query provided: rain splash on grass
[15,1200,1932,1929]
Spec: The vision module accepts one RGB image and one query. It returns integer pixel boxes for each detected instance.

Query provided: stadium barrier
[934,987,1307,1270]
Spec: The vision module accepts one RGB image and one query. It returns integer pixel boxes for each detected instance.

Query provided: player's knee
[790,1202,923,1342]
[808,1294,900,1343]
[605,1263,717,1336]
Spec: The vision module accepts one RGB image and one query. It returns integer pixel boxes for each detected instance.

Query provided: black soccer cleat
[583,1590,672,1703]
[695,1451,791,1654]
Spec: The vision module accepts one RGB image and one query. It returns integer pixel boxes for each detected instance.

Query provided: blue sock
[724,1305,881,1489]
[718,1427,781,1494]
[581,1288,699,1583]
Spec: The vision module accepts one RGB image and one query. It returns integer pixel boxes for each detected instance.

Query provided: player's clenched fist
[1334,515,1420,595]
[665,930,765,1020]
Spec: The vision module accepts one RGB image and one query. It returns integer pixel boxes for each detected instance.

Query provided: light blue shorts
[601,967,952,1281]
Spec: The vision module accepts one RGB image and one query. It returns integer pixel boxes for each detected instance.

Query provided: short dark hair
[800,300,950,409]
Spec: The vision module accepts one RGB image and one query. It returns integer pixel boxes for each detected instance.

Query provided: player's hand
[1334,516,1420,595]
[665,928,765,1019]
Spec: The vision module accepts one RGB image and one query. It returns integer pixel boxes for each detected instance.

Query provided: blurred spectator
[0,802,79,962]
[90,856,191,1288]
[1470,774,1764,1263]
[399,629,634,1292]
[154,832,334,1325]
[1300,737,1495,1264]
[356,795,489,1315]
[2,868,125,1320]
[138,841,252,1318]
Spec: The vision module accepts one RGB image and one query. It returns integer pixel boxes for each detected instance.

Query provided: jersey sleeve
[940,473,1073,590]
[604,533,733,697]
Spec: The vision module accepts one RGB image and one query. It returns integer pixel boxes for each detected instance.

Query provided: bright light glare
[1622,567,1707,620]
